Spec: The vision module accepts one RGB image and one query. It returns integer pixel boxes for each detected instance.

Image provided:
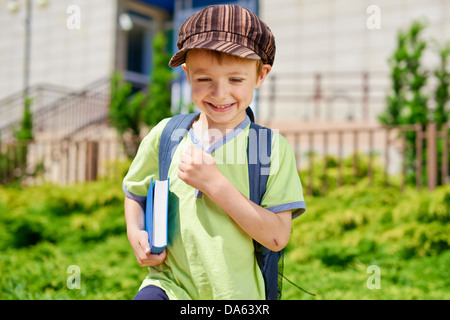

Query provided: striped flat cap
[169,4,276,68]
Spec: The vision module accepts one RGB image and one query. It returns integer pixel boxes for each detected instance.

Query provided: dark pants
[133,285,170,300]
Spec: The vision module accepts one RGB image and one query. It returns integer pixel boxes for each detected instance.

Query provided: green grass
[0,181,145,300]
[0,177,449,300]
[281,181,450,300]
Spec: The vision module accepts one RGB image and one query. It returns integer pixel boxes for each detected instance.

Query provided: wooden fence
[1,123,449,195]
[279,122,449,195]
[0,138,126,186]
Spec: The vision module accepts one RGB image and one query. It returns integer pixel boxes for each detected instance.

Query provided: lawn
[0,176,449,300]
[282,182,450,300]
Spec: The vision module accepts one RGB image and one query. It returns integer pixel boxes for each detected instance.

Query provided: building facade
[258,0,450,123]
[0,0,449,127]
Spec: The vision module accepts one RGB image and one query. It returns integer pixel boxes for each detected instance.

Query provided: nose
[211,80,228,101]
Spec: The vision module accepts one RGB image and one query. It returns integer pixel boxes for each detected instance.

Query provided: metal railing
[0,75,116,186]
[258,71,389,123]
[0,77,111,142]
[0,83,73,141]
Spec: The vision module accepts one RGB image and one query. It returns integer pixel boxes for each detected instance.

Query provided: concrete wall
[0,0,117,100]
[258,0,450,123]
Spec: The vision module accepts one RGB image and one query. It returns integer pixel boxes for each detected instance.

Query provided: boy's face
[183,49,271,130]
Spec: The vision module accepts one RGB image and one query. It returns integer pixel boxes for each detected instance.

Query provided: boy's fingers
[180,153,191,165]
[136,234,151,266]
[148,249,167,265]
[186,145,195,154]
[138,232,151,254]
[186,145,203,160]
[139,249,167,267]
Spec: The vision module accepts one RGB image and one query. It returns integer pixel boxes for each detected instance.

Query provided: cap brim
[169,39,261,68]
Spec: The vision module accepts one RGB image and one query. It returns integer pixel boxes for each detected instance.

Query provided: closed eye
[196,78,211,82]
[229,78,243,83]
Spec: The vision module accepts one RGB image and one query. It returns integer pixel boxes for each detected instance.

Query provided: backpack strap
[246,106,256,123]
[247,122,282,300]
[159,112,200,181]
[247,122,271,204]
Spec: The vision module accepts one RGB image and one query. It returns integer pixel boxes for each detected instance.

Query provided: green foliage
[109,72,146,157]
[433,41,450,128]
[282,182,450,300]
[299,152,393,196]
[433,41,450,186]
[0,170,145,299]
[109,72,144,138]
[1,97,37,185]
[0,142,27,186]
[379,20,429,126]
[379,19,450,186]
[380,20,429,185]
[1,169,449,299]
[109,32,174,158]
[142,32,174,127]
[14,96,34,141]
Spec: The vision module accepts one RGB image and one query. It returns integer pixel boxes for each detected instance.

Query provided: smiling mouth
[207,102,235,110]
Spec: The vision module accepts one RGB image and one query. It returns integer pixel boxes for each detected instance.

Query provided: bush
[1,170,449,299]
[298,152,393,196]
[283,182,450,300]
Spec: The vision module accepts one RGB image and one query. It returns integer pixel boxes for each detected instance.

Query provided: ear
[182,63,191,84]
[255,64,272,89]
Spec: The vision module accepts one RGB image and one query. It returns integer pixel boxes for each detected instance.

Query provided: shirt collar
[189,115,251,154]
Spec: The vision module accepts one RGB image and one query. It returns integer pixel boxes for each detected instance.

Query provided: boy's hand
[178,145,222,195]
[127,229,167,267]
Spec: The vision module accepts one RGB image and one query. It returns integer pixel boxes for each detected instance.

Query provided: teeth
[211,103,233,108]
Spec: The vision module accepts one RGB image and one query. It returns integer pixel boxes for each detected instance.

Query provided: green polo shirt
[123,115,306,300]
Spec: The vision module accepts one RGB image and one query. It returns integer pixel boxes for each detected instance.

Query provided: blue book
[145,178,169,254]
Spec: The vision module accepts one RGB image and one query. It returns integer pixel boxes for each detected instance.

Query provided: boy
[123,4,306,300]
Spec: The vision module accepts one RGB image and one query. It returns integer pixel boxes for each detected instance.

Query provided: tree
[0,97,35,185]
[15,97,34,180]
[433,41,450,129]
[109,32,174,158]
[379,19,429,185]
[142,32,174,127]
[433,41,450,185]
[380,19,429,127]
[109,72,146,158]
[14,96,34,141]
[379,30,408,126]
[379,19,450,186]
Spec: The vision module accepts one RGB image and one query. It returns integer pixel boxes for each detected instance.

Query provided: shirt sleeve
[122,118,170,203]
[260,132,306,219]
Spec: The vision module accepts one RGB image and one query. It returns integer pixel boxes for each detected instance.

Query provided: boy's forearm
[204,175,291,252]
[124,196,145,233]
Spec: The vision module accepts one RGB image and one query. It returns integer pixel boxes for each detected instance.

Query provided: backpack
[158,107,283,300]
